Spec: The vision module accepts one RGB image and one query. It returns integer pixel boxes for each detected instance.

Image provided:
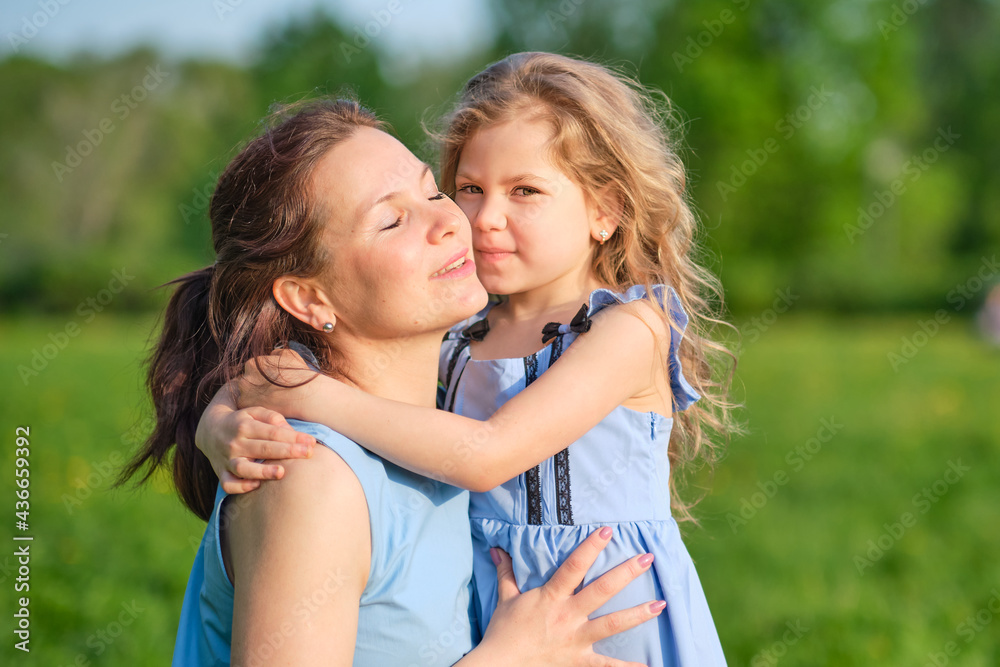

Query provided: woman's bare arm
[226,445,369,665]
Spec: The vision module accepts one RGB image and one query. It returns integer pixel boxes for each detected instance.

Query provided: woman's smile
[431,250,476,279]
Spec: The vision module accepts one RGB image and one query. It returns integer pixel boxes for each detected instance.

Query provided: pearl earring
[322,322,334,332]
[598,230,609,245]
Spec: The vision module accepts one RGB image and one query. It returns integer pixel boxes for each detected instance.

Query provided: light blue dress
[438,285,727,666]
[173,419,477,666]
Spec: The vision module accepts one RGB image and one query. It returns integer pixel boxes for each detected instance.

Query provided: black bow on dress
[541,304,592,344]
[462,318,490,342]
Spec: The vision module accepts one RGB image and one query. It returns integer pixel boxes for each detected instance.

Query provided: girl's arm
[227,440,662,665]
[240,302,669,492]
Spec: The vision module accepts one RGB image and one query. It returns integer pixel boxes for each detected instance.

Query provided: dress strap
[443,337,471,400]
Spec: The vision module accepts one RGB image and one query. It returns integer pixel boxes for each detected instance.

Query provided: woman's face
[313,127,488,340]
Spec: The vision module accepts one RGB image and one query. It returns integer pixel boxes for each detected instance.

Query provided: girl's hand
[475,527,663,666]
[195,384,315,494]
[236,348,318,415]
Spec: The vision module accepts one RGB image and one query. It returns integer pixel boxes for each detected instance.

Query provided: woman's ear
[588,184,623,243]
[273,276,337,332]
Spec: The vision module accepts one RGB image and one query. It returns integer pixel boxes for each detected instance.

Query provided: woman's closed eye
[381,215,403,231]
[381,193,448,231]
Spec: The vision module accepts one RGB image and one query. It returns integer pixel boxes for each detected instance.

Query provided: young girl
[202,53,737,665]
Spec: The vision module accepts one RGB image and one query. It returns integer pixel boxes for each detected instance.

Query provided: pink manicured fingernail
[649,600,666,614]
[599,526,613,540]
[490,548,501,566]
[638,553,654,568]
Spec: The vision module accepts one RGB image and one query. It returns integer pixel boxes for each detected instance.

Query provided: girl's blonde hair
[438,52,740,522]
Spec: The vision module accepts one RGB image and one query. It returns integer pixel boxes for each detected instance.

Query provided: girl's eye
[513,186,540,196]
[456,184,482,195]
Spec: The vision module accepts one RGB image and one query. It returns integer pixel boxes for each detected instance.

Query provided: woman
[121,98,661,665]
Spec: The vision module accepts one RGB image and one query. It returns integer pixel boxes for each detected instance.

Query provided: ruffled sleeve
[586,284,701,413]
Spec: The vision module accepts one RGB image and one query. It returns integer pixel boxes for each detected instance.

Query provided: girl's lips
[475,248,514,263]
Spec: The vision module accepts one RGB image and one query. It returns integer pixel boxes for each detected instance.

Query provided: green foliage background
[2,0,998,314]
[1,0,998,664]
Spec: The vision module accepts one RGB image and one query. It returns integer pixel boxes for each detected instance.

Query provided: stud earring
[599,230,609,245]
[322,322,334,332]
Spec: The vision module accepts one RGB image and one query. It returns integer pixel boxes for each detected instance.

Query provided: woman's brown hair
[119,99,383,520]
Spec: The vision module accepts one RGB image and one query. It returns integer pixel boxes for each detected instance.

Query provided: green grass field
[1,313,997,665]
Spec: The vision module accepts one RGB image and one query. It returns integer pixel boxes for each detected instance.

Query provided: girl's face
[454,117,602,298]
[314,126,488,339]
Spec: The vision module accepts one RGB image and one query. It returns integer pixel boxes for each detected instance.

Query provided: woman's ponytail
[119,266,222,520]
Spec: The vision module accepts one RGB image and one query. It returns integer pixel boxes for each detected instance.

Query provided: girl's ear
[272,276,338,332]
[588,184,623,243]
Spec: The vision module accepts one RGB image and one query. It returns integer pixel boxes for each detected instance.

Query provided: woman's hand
[195,382,315,494]
[467,527,664,666]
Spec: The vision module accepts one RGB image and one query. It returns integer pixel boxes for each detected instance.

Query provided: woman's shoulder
[237,432,367,520]
[285,419,382,473]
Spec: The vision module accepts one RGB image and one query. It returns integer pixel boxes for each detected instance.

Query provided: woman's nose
[429,198,463,241]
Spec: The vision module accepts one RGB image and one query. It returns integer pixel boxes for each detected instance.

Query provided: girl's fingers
[250,408,317,450]
[218,469,260,495]
[542,526,614,597]
[582,598,666,646]
[237,439,310,462]
[493,548,522,603]
[230,457,284,481]
[244,405,288,426]
[232,411,314,459]
[573,552,655,614]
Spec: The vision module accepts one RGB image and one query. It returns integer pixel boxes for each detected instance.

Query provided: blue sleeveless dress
[438,285,727,666]
[173,419,477,666]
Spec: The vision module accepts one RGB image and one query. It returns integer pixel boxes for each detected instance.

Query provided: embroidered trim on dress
[554,448,573,525]
[545,339,574,525]
[550,335,565,363]
[523,353,543,525]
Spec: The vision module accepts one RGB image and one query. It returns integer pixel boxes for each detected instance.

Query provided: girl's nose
[472,196,507,233]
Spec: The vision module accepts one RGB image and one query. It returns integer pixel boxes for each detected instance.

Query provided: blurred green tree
[0,0,995,314]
